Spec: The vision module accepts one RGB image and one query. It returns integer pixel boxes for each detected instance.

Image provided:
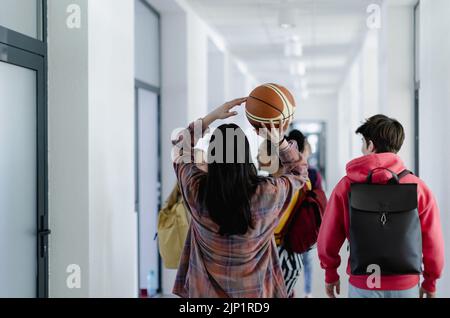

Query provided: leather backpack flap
[350,183,417,213]
[349,183,423,275]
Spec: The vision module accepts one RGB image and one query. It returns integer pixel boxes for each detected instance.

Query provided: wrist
[202,114,215,129]
[279,138,289,151]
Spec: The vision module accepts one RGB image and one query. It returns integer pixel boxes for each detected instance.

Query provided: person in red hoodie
[317,115,444,298]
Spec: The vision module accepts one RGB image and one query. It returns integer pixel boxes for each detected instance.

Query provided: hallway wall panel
[419,0,450,298]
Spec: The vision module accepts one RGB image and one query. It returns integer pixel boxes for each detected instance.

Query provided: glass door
[0,42,47,298]
[0,60,37,298]
[136,87,161,297]
[135,0,161,297]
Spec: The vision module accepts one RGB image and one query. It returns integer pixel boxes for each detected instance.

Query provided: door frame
[0,0,49,298]
[414,1,420,176]
[135,80,162,295]
[135,0,162,296]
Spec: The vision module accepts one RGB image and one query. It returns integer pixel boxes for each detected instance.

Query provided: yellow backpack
[158,184,190,269]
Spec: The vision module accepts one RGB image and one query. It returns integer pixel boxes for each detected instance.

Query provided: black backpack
[349,168,422,275]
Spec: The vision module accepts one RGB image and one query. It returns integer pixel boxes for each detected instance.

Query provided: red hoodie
[317,153,444,292]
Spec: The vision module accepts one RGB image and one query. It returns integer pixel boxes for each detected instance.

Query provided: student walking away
[171,98,308,298]
[158,150,206,270]
[158,149,208,269]
[257,139,311,297]
[158,184,190,270]
[259,130,326,297]
[286,131,328,298]
[288,130,324,191]
[318,115,444,298]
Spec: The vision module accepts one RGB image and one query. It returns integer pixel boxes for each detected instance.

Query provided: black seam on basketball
[247,95,286,121]
[266,84,292,117]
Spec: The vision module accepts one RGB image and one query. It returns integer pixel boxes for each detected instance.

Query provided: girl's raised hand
[203,97,247,128]
[214,97,247,120]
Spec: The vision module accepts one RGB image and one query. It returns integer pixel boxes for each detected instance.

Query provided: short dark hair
[355,114,405,154]
[287,130,306,153]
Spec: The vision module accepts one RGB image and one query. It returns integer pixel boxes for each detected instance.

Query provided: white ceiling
[186,0,384,97]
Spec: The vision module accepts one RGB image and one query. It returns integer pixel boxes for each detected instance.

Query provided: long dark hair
[199,124,260,236]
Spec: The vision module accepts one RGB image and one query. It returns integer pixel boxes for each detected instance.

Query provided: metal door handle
[38,229,51,237]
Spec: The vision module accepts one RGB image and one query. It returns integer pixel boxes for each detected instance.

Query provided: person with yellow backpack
[158,150,206,269]
[157,184,190,270]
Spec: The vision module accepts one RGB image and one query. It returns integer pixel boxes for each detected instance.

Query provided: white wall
[379,2,415,169]
[207,40,226,112]
[48,0,90,298]
[361,30,380,119]
[87,0,137,297]
[48,0,137,297]
[187,12,208,121]
[418,0,450,298]
[335,1,415,171]
[336,61,363,181]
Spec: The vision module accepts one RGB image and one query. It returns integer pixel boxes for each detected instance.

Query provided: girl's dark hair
[287,130,306,153]
[199,124,259,236]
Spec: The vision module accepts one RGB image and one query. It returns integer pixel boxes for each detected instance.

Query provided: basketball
[245,83,296,129]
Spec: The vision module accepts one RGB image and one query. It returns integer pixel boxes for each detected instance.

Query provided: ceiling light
[284,38,303,57]
[278,3,298,29]
[290,62,306,76]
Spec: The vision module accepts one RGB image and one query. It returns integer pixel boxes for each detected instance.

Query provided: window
[0,0,44,40]
[135,0,160,87]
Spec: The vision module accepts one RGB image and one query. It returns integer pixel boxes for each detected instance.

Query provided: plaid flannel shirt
[172,120,308,298]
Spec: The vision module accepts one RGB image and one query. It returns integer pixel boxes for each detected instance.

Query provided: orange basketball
[245,83,296,129]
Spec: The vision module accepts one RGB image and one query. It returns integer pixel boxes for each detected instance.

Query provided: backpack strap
[398,170,414,179]
[387,170,414,184]
[367,168,399,184]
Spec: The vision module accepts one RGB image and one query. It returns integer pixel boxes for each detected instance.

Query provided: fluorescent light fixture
[290,62,306,76]
[279,3,298,29]
[284,36,303,57]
